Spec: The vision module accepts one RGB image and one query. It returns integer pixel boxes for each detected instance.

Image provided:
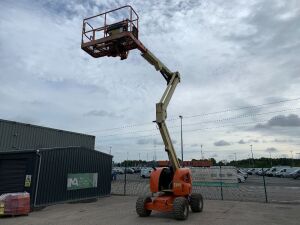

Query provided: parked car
[237,169,248,179]
[285,168,299,178]
[237,174,245,183]
[247,168,260,175]
[290,169,300,179]
[285,168,300,178]
[266,167,277,177]
[275,168,295,178]
[255,169,263,175]
[113,167,124,174]
[124,168,135,174]
[257,168,270,176]
[247,168,255,175]
[132,167,141,173]
[140,168,153,178]
[275,168,286,177]
[266,166,290,177]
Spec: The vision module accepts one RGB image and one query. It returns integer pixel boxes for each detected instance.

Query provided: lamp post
[234,153,237,167]
[250,145,254,168]
[290,151,294,167]
[201,144,204,160]
[269,152,272,167]
[179,115,183,166]
[248,154,251,168]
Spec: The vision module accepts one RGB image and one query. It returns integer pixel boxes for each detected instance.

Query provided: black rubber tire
[173,197,189,220]
[190,193,204,212]
[136,196,152,217]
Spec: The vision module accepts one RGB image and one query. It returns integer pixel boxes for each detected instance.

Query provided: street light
[234,153,237,167]
[201,144,204,160]
[269,152,272,167]
[179,115,183,166]
[248,154,251,168]
[250,145,254,168]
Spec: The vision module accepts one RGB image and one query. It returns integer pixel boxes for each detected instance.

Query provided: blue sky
[1,0,300,162]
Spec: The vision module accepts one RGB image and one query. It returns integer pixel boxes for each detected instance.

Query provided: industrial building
[0,147,112,208]
[0,119,95,152]
[0,119,112,209]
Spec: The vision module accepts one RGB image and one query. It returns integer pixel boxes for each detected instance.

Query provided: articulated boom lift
[81,6,203,220]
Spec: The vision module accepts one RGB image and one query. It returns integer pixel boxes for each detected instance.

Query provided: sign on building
[67,173,98,190]
[24,175,32,187]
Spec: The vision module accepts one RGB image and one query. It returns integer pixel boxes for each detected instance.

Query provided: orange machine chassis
[146,195,176,212]
[146,167,192,212]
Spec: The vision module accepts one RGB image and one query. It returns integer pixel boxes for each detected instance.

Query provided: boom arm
[81,7,181,171]
[141,49,181,171]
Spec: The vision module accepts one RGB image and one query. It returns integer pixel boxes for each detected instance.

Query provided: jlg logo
[173,182,181,188]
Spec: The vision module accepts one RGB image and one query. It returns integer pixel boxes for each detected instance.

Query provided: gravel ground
[1,196,300,225]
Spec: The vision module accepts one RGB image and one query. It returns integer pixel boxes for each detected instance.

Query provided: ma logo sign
[67,178,79,188]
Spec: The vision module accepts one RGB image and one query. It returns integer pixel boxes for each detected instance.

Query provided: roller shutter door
[0,159,26,194]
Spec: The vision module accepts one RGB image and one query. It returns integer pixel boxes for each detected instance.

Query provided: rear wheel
[190,193,204,212]
[136,196,152,217]
[173,197,189,220]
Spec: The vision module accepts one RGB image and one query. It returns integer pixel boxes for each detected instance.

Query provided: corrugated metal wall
[35,147,112,206]
[0,119,95,152]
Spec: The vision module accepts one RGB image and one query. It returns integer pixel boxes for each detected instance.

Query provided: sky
[1,0,300,162]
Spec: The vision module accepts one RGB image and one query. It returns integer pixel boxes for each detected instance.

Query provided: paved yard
[1,196,300,225]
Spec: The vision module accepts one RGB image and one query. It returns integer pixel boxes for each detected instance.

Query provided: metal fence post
[262,168,268,203]
[124,161,127,196]
[220,165,224,200]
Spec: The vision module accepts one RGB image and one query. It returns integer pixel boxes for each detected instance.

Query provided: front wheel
[136,196,152,217]
[190,193,204,212]
[173,197,189,220]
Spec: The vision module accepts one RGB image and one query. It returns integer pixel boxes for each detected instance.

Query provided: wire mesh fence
[111,166,300,204]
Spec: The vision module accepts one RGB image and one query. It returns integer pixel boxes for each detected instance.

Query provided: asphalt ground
[111,174,300,203]
[1,196,299,225]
